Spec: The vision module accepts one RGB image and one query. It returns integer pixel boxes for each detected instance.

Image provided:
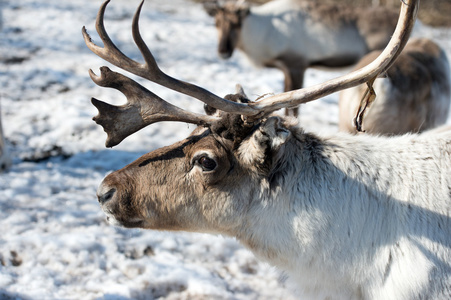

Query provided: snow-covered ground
[0,0,450,299]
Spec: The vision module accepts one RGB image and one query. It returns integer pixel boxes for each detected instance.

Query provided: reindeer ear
[234,84,248,99]
[258,117,290,150]
[238,116,290,166]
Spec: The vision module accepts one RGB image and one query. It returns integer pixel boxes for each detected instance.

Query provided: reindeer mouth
[103,210,144,228]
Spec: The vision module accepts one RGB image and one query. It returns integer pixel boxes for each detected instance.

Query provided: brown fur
[298,1,396,31]
[302,3,400,51]
[99,111,265,235]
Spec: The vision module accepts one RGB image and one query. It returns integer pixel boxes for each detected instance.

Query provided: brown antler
[89,66,218,147]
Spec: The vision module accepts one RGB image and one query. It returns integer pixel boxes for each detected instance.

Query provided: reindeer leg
[267,57,306,117]
[283,66,305,117]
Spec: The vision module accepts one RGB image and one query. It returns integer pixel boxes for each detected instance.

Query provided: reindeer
[204,0,400,116]
[339,37,451,135]
[83,0,451,298]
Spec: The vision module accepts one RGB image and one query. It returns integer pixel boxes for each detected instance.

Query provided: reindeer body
[340,38,451,135]
[240,125,451,300]
[240,1,365,68]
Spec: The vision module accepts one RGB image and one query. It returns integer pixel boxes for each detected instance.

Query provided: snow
[0,0,450,299]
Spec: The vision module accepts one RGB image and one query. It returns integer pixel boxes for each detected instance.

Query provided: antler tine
[82,0,138,72]
[89,67,219,148]
[250,0,419,114]
[83,0,258,116]
[131,0,162,80]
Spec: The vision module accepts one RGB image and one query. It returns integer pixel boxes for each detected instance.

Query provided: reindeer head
[97,111,295,234]
[82,0,417,233]
[95,84,294,233]
[204,1,250,59]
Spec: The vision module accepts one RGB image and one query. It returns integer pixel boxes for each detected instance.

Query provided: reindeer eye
[198,156,217,172]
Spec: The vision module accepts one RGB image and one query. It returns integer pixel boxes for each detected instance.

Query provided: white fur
[236,124,451,299]
[238,0,371,67]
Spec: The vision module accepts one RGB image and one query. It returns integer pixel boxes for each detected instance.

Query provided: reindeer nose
[97,183,116,204]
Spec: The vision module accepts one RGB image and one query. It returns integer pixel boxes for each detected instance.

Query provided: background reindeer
[83,0,451,299]
[339,37,451,135]
[204,0,399,116]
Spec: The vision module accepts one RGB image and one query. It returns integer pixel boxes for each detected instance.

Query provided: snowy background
[0,0,450,299]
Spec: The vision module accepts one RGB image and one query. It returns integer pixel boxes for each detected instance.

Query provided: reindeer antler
[82,0,258,147]
[89,66,218,147]
[83,0,418,147]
